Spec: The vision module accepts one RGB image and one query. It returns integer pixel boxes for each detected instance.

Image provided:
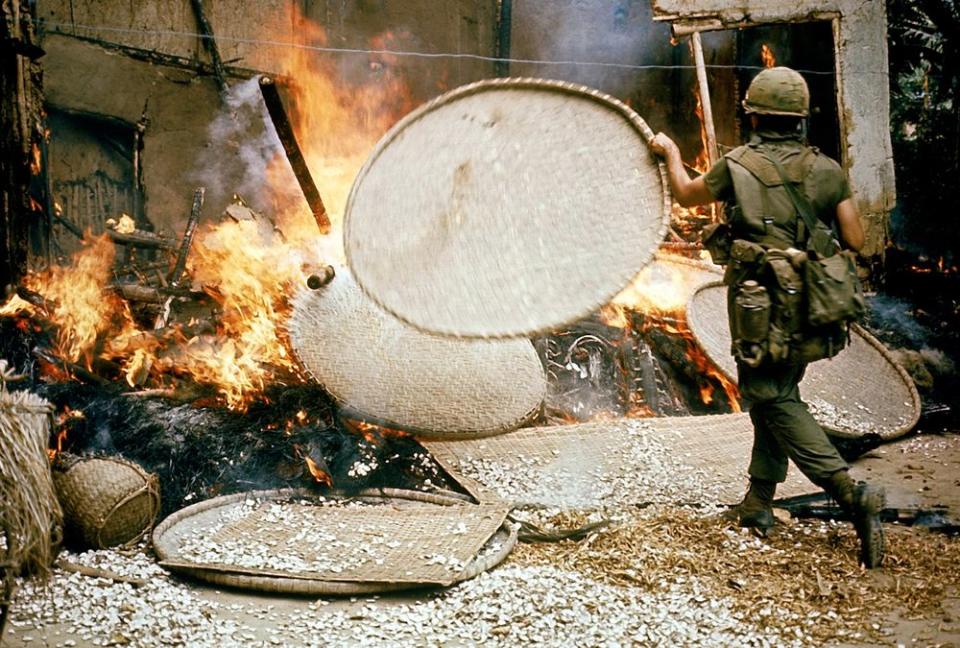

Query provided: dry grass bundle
[514,508,960,643]
[0,360,62,579]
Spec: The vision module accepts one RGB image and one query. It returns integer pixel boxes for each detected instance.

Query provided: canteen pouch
[732,281,771,367]
[765,256,804,336]
[791,324,847,364]
[805,252,865,327]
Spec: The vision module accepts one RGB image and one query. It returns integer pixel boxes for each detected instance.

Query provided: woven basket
[422,414,822,508]
[153,488,515,595]
[686,282,921,439]
[287,271,546,438]
[52,453,160,549]
[344,77,671,339]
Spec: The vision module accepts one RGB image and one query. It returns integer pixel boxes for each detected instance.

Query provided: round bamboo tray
[687,282,921,439]
[152,488,516,595]
[344,77,670,339]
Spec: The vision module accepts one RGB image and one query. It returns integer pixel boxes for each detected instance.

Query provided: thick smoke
[188,77,288,215]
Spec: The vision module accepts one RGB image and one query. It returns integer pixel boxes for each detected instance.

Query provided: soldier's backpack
[713,145,865,366]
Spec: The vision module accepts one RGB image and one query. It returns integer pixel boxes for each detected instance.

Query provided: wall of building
[508,0,739,158]
[37,0,500,237]
[34,0,891,257]
[651,0,896,257]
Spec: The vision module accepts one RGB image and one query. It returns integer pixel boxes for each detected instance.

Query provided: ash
[31,382,456,517]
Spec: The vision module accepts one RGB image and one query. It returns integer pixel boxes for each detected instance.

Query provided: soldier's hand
[649,132,679,159]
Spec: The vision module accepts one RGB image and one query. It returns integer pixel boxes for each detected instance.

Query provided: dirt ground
[3,428,959,647]
[849,430,960,646]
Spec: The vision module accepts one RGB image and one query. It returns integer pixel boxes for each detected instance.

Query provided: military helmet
[742,67,810,117]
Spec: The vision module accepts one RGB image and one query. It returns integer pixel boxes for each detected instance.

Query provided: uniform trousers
[737,360,848,485]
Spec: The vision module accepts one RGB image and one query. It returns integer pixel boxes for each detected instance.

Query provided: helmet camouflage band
[742,67,810,117]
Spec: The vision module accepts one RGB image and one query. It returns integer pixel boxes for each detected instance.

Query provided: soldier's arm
[835,198,864,252]
[650,133,716,207]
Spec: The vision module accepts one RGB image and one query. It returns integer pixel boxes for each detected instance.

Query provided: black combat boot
[824,470,886,568]
[724,478,776,531]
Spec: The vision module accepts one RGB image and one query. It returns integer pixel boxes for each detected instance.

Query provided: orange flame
[601,261,741,412]
[47,407,82,460]
[15,235,137,367]
[0,4,419,410]
[30,142,42,176]
[761,44,776,69]
[305,456,333,486]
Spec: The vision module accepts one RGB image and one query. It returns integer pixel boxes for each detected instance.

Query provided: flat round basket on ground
[52,453,160,549]
[152,488,515,595]
[287,271,546,438]
[344,77,670,339]
[686,282,921,439]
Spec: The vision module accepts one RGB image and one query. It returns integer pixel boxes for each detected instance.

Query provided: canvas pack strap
[763,153,821,244]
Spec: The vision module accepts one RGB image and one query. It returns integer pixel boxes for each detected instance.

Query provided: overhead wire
[35,20,837,76]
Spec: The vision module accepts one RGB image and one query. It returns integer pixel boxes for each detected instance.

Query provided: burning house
[1,0,958,646]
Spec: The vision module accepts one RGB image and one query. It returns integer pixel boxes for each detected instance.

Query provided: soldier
[650,66,886,568]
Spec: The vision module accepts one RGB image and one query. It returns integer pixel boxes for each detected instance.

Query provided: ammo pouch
[729,247,850,367]
[701,222,733,266]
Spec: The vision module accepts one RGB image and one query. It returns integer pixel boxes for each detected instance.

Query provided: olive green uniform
[702,130,851,486]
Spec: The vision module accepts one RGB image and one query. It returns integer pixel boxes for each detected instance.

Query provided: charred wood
[259,75,330,234]
[168,188,204,286]
[107,230,177,250]
[32,347,108,386]
[188,0,229,100]
[15,285,54,311]
[111,283,204,304]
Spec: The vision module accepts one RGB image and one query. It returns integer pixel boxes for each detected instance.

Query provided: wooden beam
[690,32,719,167]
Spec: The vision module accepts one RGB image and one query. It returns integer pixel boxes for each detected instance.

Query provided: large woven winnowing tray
[344,77,670,339]
[422,415,821,508]
[153,489,514,594]
[287,271,546,438]
[687,282,921,440]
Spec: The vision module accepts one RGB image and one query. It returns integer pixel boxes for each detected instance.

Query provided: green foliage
[887,0,959,258]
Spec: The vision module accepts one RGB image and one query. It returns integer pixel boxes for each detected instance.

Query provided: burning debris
[538,257,740,422]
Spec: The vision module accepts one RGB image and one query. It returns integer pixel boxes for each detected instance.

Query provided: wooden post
[0,0,45,292]
[189,0,229,101]
[690,32,719,167]
[494,0,513,78]
[690,31,722,223]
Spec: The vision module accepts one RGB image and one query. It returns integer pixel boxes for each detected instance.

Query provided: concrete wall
[651,0,896,257]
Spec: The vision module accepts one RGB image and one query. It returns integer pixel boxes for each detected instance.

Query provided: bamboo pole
[690,32,719,167]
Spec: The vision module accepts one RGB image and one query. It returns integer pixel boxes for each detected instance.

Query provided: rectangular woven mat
[423,414,819,507]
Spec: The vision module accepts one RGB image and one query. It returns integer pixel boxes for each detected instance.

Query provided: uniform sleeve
[701,158,735,203]
[817,156,852,208]
[836,175,852,203]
